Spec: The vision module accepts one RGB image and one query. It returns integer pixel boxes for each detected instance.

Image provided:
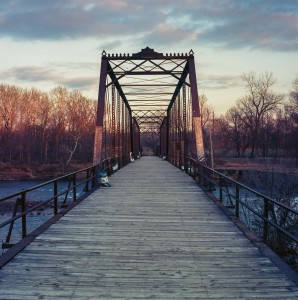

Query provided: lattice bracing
[93,47,204,165]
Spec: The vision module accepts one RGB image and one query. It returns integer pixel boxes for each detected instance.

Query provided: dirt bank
[214,157,298,175]
[0,163,90,180]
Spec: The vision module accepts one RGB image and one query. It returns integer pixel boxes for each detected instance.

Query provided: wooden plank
[0,156,297,299]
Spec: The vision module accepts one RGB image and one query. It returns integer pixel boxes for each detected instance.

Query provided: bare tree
[224,107,250,157]
[288,76,298,124]
[284,77,298,164]
[0,84,22,163]
[286,76,298,124]
[0,84,96,166]
[199,94,214,130]
[236,72,284,157]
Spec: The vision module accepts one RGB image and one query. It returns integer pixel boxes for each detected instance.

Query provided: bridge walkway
[0,157,297,299]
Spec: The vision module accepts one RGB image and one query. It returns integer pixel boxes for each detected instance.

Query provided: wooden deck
[0,156,297,299]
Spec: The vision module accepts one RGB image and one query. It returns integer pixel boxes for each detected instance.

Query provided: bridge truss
[93,47,205,167]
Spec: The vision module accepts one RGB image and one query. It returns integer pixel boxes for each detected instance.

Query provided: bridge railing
[169,155,298,267]
[0,156,130,253]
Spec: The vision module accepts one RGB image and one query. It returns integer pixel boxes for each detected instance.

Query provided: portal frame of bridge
[93,47,205,165]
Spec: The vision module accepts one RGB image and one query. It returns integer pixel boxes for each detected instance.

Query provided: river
[0,179,87,249]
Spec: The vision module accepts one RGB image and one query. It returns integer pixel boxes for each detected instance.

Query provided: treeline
[1,72,297,167]
[201,73,298,163]
[0,84,97,165]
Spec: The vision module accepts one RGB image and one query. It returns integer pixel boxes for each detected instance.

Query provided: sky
[0,0,297,114]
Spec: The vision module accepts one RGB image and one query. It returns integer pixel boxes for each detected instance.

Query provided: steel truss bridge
[0,48,297,298]
[93,47,204,167]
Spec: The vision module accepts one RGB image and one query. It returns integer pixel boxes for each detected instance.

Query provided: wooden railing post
[21,192,27,238]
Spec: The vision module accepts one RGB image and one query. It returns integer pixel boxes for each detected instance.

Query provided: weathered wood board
[0,157,297,299]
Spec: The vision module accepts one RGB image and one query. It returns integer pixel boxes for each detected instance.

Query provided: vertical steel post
[121,101,125,165]
[126,107,129,160]
[219,175,223,203]
[235,184,240,218]
[93,56,108,164]
[91,166,96,188]
[21,191,27,238]
[263,198,269,242]
[54,180,58,215]
[159,121,162,156]
[130,112,134,155]
[112,84,116,158]
[173,101,176,166]
[188,54,205,161]
[85,169,90,192]
[73,174,77,202]
[168,110,171,162]
[183,83,187,163]
[177,93,181,168]
[117,92,121,161]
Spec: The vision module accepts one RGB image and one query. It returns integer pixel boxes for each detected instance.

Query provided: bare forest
[0,84,97,169]
[1,72,297,171]
[201,73,298,166]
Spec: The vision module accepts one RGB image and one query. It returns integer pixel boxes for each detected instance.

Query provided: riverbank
[214,157,298,175]
[1,157,297,180]
[0,163,90,180]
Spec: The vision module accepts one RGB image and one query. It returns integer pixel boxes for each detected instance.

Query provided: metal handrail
[167,154,298,247]
[188,157,297,213]
[0,165,96,203]
[0,156,129,250]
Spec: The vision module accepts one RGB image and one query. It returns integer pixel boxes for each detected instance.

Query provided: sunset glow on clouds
[0,0,297,113]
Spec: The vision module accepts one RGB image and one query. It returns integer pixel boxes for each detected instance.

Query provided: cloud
[0,65,98,93]
[0,0,297,52]
[2,66,57,82]
[199,74,242,90]
[60,76,98,91]
[183,0,298,52]
[142,24,197,47]
[99,40,123,51]
[0,0,163,40]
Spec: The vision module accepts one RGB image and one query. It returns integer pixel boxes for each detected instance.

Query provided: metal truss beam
[124,92,173,95]
[167,62,190,113]
[120,84,177,87]
[106,62,131,113]
[94,47,204,164]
